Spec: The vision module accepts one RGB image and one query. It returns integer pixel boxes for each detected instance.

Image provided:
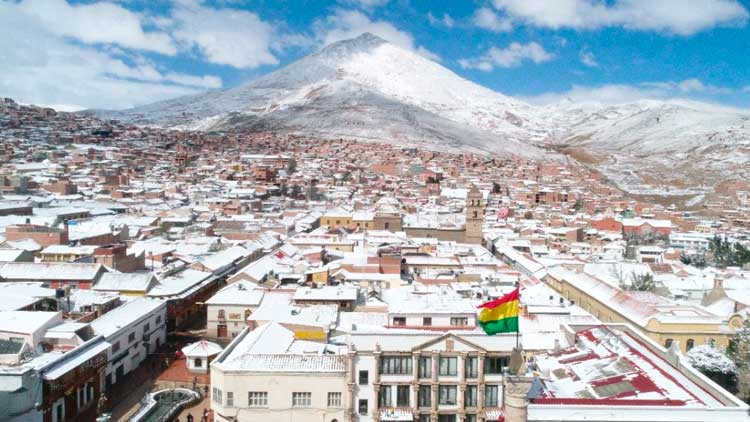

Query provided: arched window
[686,339,695,351]
[218,309,225,319]
[195,358,203,368]
[664,338,674,348]
[384,222,390,230]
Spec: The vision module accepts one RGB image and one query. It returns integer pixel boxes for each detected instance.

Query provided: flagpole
[516,284,520,350]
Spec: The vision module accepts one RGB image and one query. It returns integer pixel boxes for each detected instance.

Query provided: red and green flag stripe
[478,287,520,335]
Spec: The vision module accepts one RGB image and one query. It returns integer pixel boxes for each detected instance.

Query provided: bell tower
[465,185,484,244]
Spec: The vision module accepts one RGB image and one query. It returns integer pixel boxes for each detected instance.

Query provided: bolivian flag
[478,288,520,335]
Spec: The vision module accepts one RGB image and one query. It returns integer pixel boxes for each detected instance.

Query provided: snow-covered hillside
[92,33,750,200]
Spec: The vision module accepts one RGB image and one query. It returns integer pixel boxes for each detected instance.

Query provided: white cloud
[458,42,553,71]
[170,0,279,69]
[472,7,512,32]
[579,49,598,67]
[491,0,749,35]
[0,1,222,111]
[643,78,732,95]
[315,10,440,61]
[428,12,455,28]
[17,0,176,54]
[526,79,742,105]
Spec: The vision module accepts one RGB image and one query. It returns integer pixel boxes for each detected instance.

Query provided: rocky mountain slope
[92,33,750,201]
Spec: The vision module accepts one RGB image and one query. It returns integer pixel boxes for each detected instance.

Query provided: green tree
[622,271,656,292]
[686,344,737,393]
[286,158,297,174]
[729,319,750,401]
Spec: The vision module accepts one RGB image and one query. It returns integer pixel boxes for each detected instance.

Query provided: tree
[686,344,737,392]
[32,151,48,162]
[730,319,750,400]
[687,344,736,375]
[710,236,750,268]
[286,158,297,174]
[290,185,302,199]
[622,271,656,292]
[680,252,707,268]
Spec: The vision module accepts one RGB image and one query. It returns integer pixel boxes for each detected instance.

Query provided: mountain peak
[314,32,390,60]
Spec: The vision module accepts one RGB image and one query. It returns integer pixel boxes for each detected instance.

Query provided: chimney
[713,275,724,290]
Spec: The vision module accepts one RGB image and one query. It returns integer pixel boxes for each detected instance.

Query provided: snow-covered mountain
[551,100,750,199]
[94,33,551,157]
[94,33,750,201]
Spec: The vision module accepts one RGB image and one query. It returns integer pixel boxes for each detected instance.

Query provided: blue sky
[1,0,748,110]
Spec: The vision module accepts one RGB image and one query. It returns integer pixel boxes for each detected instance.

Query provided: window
[218,309,226,319]
[450,317,468,327]
[226,392,234,407]
[664,338,674,348]
[111,341,120,354]
[156,315,162,324]
[379,386,392,407]
[358,399,368,416]
[194,358,203,368]
[464,357,478,378]
[78,386,85,409]
[485,385,499,407]
[465,414,477,422]
[438,415,456,422]
[292,392,312,407]
[359,370,369,385]
[143,323,150,333]
[418,357,431,379]
[328,392,342,407]
[464,385,477,407]
[438,385,457,405]
[393,317,406,326]
[397,385,410,407]
[484,357,509,374]
[438,357,457,376]
[418,385,431,407]
[380,356,412,375]
[248,392,268,407]
[687,339,695,351]
[212,387,223,405]
[423,317,432,326]
[418,415,431,422]
[128,332,136,343]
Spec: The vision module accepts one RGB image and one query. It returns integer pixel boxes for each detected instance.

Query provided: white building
[205,281,265,340]
[210,322,349,422]
[347,330,518,422]
[89,297,167,388]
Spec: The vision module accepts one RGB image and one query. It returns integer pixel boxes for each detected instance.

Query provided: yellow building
[40,244,96,262]
[545,266,732,353]
[320,208,353,228]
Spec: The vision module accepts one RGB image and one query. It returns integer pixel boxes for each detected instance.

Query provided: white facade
[205,281,265,340]
[210,326,349,422]
[349,331,517,422]
[89,298,167,387]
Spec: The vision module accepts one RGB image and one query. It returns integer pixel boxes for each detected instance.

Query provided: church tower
[465,185,484,244]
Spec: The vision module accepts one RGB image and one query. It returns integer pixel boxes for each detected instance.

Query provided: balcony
[379,407,414,422]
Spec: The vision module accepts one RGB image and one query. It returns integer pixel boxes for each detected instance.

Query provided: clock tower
[465,185,484,244]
